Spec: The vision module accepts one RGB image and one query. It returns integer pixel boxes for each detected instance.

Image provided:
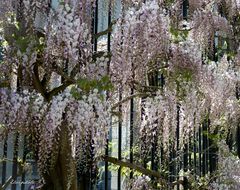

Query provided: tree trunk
[41,124,78,190]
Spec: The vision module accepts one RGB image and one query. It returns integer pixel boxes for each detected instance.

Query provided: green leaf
[16,37,30,53]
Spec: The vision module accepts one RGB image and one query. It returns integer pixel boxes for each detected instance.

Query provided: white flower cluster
[191,8,231,51]
[140,91,179,152]
[201,55,240,128]
[0,87,111,175]
[85,55,109,80]
[23,0,37,23]
[127,175,151,190]
[177,88,203,146]
[42,1,94,76]
[210,141,240,190]
[54,3,91,62]
[71,90,110,170]
[111,0,170,87]
[0,89,31,131]
[138,54,240,151]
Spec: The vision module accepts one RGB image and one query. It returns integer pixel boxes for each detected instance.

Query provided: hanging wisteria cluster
[111,0,239,144]
[0,0,112,188]
[126,175,152,190]
[110,0,240,188]
[210,140,240,190]
[137,56,240,151]
[0,88,111,171]
[0,0,240,189]
[111,0,170,87]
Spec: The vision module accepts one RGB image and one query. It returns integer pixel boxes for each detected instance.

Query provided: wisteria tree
[0,0,240,190]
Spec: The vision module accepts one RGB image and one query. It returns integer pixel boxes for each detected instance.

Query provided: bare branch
[47,81,73,101]
[103,156,164,180]
[94,20,117,39]
[111,92,152,110]
[32,64,48,101]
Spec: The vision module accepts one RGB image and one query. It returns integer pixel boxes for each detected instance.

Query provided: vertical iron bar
[2,136,8,185]
[188,142,192,171]
[236,84,240,157]
[93,0,98,52]
[169,148,175,186]
[176,104,180,190]
[91,0,98,52]
[130,88,134,179]
[129,7,135,177]
[117,91,122,190]
[183,144,188,190]
[193,126,197,180]
[209,127,218,173]
[209,143,218,173]
[21,136,27,190]
[11,133,19,190]
[198,126,202,176]
[237,125,240,158]
[107,1,111,52]
[206,123,209,173]
[202,122,207,175]
[235,61,240,158]
[182,0,188,20]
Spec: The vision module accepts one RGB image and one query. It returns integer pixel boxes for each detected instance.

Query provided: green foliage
[2,14,45,54]
[14,35,45,53]
[164,0,175,6]
[15,37,31,53]
[78,75,113,92]
[3,14,19,44]
[160,60,195,100]
[0,40,8,49]
[71,75,113,99]
[170,26,189,43]
[175,75,193,100]
[108,163,120,172]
